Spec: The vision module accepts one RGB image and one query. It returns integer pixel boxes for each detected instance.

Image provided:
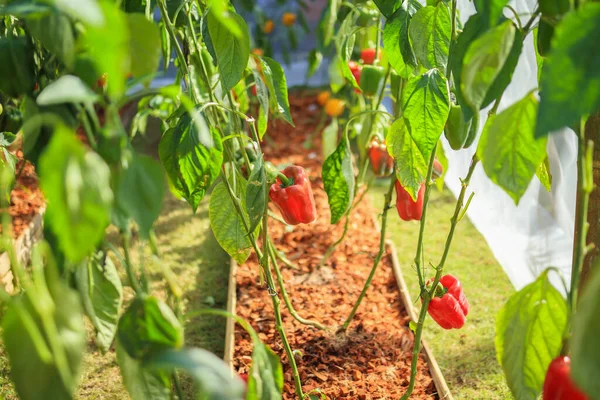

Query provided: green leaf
[246,155,267,234]
[247,342,284,400]
[461,20,516,112]
[55,0,104,26]
[317,0,339,48]
[477,93,547,204]
[36,75,99,106]
[117,296,184,361]
[260,57,294,126]
[322,133,355,224]
[126,13,161,78]
[307,49,323,79]
[539,0,570,18]
[536,4,600,138]
[435,140,448,191]
[158,113,223,212]
[402,69,450,169]
[372,0,397,18]
[536,156,552,192]
[75,250,123,353]
[40,127,113,262]
[206,0,242,37]
[0,37,36,98]
[0,2,53,18]
[27,8,75,68]
[2,265,86,400]
[165,0,186,27]
[209,179,253,264]
[571,265,600,397]
[252,71,269,138]
[383,5,418,79]
[117,342,171,400]
[474,0,509,26]
[207,11,250,91]
[408,3,451,70]
[495,269,567,400]
[387,117,428,201]
[322,118,339,160]
[147,348,246,399]
[118,155,165,238]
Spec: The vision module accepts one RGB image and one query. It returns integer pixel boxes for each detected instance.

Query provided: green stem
[400,154,479,400]
[268,238,298,270]
[276,171,293,187]
[121,231,142,294]
[340,172,396,332]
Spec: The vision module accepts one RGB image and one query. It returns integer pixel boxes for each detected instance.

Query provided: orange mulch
[233,94,437,399]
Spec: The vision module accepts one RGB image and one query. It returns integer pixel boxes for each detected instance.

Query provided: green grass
[369,180,515,399]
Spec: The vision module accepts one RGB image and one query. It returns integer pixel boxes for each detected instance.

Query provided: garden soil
[233,93,437,399]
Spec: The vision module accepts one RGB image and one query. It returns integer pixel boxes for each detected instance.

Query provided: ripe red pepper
[360,48,379,65]
[368,138,393,177]
[395,180,424,221]
[543,356,588,400]
[427,274,469,330]
[269,166,317,225]
[348,60,362,92]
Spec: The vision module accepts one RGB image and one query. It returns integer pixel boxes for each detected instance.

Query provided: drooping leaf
[383,4,419,79]
[322,133,355,224]
[477,93,547,204]
[126,13,162,78]
[252,71,269,138]
[322,118,339,159]
[536,4,600,137]
[207,11,250,91]
[260,57,294,126]
[36,75,99,106]
[317,0,339,48]
[117,342,171,400]
[246,155,267,233]
[307,49,323,78]
[408,3,451,70]
[495,269,567,400]
[246,343,284,400]
[75,250,123,353]
[536,156,552,192]
[40,127,113,262]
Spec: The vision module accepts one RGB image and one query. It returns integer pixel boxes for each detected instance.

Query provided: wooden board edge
[223,257,237,370]
[386,239,453,400]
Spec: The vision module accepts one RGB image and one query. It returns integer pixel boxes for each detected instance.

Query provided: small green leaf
[409,321,417,332]
[247,343,284,400]
[461,20,516,112]
[435,141,448,191]
[317,0,339,48]
[477,93,547,204]
[322,133,355,224]
[261,57,294,126]
[246,155,267,233]
[387,117,428,201]
[322,118,339,160]
[117,155,165,238]
[495,269,567,400]
[117,342,171,400]
[36,75,99,106]
[75,250,123,353]
[536,4,600,137]
[207,11,250,91]
[408,3,451,70]
[307,49,323,79]
[209,178,253,264]
[252,72,269,138]
[40,127,113,262]
[536,157,552,192]
[126,13,162,78]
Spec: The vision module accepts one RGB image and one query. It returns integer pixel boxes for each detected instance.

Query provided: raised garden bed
[225,94,451,399]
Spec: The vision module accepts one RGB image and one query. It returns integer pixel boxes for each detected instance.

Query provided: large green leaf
[117,155,165,238]
[322,133,355,224]
[260,57,294,126]
[126,13,161,78]
[27,8,75,68]
[383,5,418,79]
[209,178,253,264]
[40,127,113,262]
[55,0,104,26]
[317,0,339,48]
[247,343,284,400]
[148,348,246,400]
[207,11,250,91]
[158,112,223,212]
[387,117,428,201]
[461,20,515,112]
[117,342,171,400]
[75,250,123,353]
[408,3,451,70]
[0,37,36,98]
[536,4,600,137]
[571,266,600,397]
[401,69,450,170]
[478,93,547,204]
[246,155,267,234]
[36,75,99,106]
[474,0,509,26]
[495,269,567,400]
[117,296,184,361]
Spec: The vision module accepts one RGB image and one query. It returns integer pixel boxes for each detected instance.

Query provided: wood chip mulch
[233,94,437,399]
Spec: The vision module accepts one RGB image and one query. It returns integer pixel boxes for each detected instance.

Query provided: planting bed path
[233,94,438,399]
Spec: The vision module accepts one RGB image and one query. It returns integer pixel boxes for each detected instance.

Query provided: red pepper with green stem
[269,165,317,225]
[543,356,588,400]
[367,137,393,176]
[426,274,469,329]
[395,160,443,221]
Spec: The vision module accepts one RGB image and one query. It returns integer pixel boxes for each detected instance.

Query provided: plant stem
[400,154,479,400]
[445,0,458,80]
[276,171,293,187]
[268,238,298,270]
[121,231,142,294]
[340,172,396,332]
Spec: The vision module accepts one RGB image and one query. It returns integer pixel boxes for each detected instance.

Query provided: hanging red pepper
[368,138,394,177]
[543,356,588,400]
[269,166,317,225]
[395,180,424,221]
[360,48,380,65]
[427,274,469,330]
[348,60,362,92]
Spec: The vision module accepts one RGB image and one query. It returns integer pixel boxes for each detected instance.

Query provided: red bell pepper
[360,48,379,65]
[427,274,469,330]
[543,356,588,400]
[269,166,317,225]
[368,138,394,177]
[348,61,362,93]
[395,180,424,221]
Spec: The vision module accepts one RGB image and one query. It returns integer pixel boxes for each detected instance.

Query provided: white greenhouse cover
[281,0,577,291]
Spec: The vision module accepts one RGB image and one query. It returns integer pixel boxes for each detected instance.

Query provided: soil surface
[233,94,437,399]
[1,152,44,238]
